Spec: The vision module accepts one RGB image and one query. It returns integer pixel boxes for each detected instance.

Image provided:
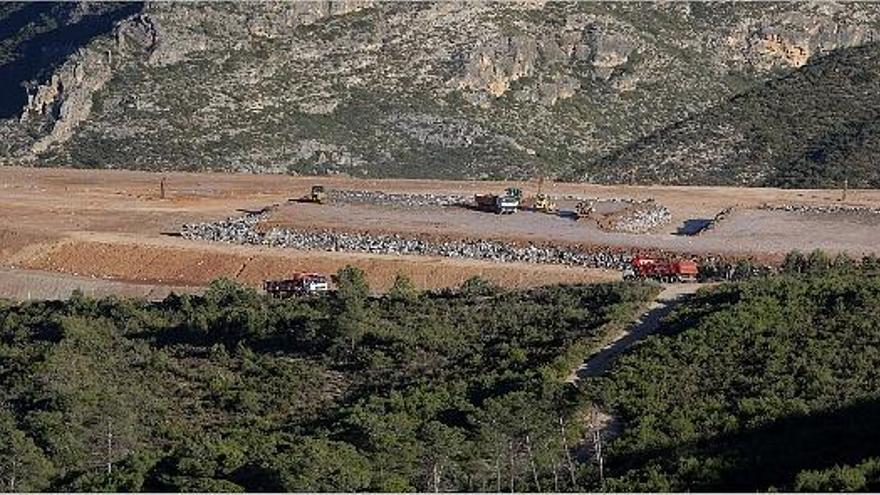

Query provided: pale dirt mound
[20,239,618,292]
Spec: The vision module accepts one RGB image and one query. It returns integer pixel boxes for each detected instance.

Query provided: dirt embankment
[0,268,198,301]
[17,237,617,292]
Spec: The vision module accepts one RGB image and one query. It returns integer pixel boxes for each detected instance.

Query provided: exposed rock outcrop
[1,2,878,185]
[23,47,113,154]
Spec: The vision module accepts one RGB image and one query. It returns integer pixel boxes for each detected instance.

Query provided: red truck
[622,255,699,283]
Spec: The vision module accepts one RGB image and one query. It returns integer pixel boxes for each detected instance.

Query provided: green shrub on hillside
[595,266,880,491]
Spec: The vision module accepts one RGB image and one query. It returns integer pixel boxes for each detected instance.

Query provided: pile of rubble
[759,203,880,215]
[602,201,672,234]
[181,212,631,269]
[327,189,469,208]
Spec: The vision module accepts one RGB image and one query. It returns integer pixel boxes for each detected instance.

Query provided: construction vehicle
[309,185,326,204]
[475,190,519,214]
[532,178,556,213]
[264,272,330,297]
[622,255,699,283]
[505,187,523,202]
[575,200,595,219]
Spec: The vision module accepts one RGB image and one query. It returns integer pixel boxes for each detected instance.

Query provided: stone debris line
[181,212,633,270]
[325,189,658,210]
[759,203,880,215]
[559,195,655,205]
[326,189,470,208]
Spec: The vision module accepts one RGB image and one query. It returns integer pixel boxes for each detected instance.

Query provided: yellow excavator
[532,177,557,213]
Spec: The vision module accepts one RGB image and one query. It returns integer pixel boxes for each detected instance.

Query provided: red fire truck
[622,255,699,283]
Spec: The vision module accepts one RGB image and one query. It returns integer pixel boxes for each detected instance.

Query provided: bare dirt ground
[0,268,199,301]
[265,191,880,258]
[1,166,879,299]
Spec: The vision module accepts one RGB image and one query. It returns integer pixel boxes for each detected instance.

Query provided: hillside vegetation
[1,2,878,185]
[585,42,880,187]
[0,270,654,492]
[5,258,880,491]
[595,257,880,491]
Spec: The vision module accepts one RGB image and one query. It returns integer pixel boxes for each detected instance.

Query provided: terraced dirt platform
[1,166,878,299]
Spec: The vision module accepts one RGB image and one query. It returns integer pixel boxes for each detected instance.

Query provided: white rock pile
[327,190,469,208]
[181,212,631,269]
[606,202,672,234]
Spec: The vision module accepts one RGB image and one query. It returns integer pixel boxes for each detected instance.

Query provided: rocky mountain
[0,1,878,185]
[586,41,880,187]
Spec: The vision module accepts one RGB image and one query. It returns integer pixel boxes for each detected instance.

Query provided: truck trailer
[474,191,519,214]
[622,255,699,283]
[264,272,330,297]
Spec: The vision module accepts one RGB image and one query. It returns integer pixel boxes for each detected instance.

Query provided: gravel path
[568,283,709,383]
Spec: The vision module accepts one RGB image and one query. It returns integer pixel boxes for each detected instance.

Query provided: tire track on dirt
[232,256,255,281]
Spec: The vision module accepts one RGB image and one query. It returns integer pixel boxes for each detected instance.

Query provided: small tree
[332,266,370,352]
[459,276,496,297]
[0,411,53,492]
[782,251,807,274]
[832,253,856,273]
[388,273,418,302]
[334,265,370,304]
[806,249,832,274]
[862,254,880,273]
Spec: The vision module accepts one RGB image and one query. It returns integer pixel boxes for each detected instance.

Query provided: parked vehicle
[264,272,330,297]
[623,255,699,282]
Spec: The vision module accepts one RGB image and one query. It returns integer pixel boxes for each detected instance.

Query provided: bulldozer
[575,200,595,219]
[532,178,556,213]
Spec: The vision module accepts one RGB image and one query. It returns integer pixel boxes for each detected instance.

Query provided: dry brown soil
[1,166,878,299]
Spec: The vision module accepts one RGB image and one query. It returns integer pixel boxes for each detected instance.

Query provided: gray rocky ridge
[1,2,878,183]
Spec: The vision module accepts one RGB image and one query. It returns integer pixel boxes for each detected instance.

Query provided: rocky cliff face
[1,2,878,185]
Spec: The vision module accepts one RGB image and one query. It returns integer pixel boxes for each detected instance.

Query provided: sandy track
[1,166,879,299]
[568,283,709,383]
[0,268,198,301]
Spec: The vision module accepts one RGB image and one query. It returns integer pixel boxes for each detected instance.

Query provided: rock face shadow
[0,3,142,118]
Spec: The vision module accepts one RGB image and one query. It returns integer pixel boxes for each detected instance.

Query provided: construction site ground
[1,166,879,300]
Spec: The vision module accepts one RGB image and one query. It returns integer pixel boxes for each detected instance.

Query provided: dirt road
[568,283,709,382]
[0,268,199,301]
